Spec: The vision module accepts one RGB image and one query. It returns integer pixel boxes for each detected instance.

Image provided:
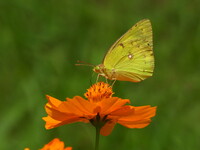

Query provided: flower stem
[95,125,100,150]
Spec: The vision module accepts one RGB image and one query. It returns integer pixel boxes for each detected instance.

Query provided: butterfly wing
[103,19,154,82]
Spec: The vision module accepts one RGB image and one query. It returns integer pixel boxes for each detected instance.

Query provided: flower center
[84,82,114,103]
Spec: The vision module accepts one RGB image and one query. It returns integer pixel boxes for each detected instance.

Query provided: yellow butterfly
[93,19,154,82]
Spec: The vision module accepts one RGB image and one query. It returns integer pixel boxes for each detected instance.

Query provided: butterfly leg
[110,70,117,86]
[96,74,100,83]
[111,79,116,87]
[105,78,108,83]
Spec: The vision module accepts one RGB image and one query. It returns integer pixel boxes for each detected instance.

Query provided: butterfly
[93,19,154,82]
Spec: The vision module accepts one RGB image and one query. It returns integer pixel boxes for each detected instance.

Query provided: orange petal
[65,96,96,114]
[118,119,152,128]
[117,106,156,128]
[40,138,65,150]
[45,96,96,120]
[100,97,130,114]
[59,102,84,116]
[39,138,72,150]
[42,116,89,129]
[110,105,135,116]
[120,106,156,121]
[100,121,116,136]
[45,104,75,121]
[46,95,62,108]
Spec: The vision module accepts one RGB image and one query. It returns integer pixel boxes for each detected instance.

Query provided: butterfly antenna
[75,60,95,67]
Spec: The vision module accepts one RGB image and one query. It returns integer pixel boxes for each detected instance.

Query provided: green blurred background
[0,0,200,149]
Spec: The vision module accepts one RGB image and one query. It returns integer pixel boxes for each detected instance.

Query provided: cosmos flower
[24,138,72,150]
[43,82,156,136]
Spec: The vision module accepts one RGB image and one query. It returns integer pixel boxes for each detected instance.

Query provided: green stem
[95,125,100,150]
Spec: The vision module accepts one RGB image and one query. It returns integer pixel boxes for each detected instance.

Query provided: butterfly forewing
[103,19,154,82]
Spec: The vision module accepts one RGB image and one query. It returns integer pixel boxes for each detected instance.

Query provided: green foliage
[0,0,200,149]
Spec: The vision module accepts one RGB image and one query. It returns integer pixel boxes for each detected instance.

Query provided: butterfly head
[93,64,105,74]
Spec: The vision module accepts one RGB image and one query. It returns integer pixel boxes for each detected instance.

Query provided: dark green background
[0,0,200,149]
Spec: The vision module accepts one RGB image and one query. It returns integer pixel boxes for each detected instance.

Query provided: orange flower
[24,138,72,150]
[43,82,156,136]
[40,138,72,150]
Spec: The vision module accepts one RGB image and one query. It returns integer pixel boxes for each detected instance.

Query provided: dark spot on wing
[119,43,125,48]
